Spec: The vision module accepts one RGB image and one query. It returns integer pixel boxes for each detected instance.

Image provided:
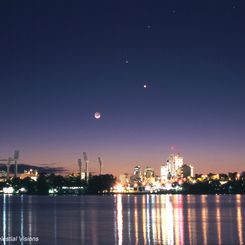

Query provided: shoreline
[1,192,244,196]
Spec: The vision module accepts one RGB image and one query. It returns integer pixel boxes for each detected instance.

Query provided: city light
[3,186,14,194]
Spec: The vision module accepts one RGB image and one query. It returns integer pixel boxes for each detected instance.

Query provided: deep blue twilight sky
[0,1,245,176]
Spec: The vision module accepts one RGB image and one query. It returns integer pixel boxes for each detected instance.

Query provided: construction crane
[83,152,89,182]
[98,157,102,175]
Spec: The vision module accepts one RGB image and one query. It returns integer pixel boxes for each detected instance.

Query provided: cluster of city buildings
[1,151,193,193]
[115,153,194,193]
[160,153,194,181]
[1,150,244,194]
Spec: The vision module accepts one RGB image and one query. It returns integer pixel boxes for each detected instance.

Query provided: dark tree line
[2,173,116,195]
[178,179,245,194]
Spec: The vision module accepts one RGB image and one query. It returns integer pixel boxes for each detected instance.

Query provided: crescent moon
[94,112,101,119]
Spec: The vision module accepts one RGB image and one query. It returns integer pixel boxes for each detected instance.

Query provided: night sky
[0,1,245,176]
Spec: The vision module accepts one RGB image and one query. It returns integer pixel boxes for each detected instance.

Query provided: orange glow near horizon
[4,148,244,178]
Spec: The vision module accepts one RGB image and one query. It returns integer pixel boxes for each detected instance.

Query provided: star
[143,84,148,89]
[125,60,129,64]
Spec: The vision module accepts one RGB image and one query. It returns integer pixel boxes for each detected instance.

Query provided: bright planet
[94,112,101,119]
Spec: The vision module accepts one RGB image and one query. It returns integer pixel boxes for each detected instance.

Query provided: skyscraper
[161,153,184,180]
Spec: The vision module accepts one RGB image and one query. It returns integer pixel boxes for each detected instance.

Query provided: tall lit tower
[83,152,89,182]
[77,158,82,180]
[14,150,20,178]
[7,157,11,179]
[98,157,102,175]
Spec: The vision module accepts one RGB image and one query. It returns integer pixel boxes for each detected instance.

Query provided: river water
[0,195,244,244]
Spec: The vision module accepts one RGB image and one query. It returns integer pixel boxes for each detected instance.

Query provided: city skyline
[1,1,245,177]
[0,149,243,178]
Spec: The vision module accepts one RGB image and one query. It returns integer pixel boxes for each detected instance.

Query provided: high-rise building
[119,173,129,186]
[133,165,141,177]
[161,153,194,181]
[160,164,169,181]
[144,166,155,179]
[166,153,184,178]
[143,166,155,185]
[130,165,142,183]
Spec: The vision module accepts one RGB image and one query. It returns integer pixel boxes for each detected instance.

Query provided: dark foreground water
[0,195,244,245]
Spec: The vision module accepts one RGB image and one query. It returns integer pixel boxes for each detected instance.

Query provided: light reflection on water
[116,194,123,245]
[216,195,222,245]
[0,195,244,244]
[237,195,243,245]
[20,195,24,245]
[3,195,6,245]
[201,195,208,245]
[133,196,139,244]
